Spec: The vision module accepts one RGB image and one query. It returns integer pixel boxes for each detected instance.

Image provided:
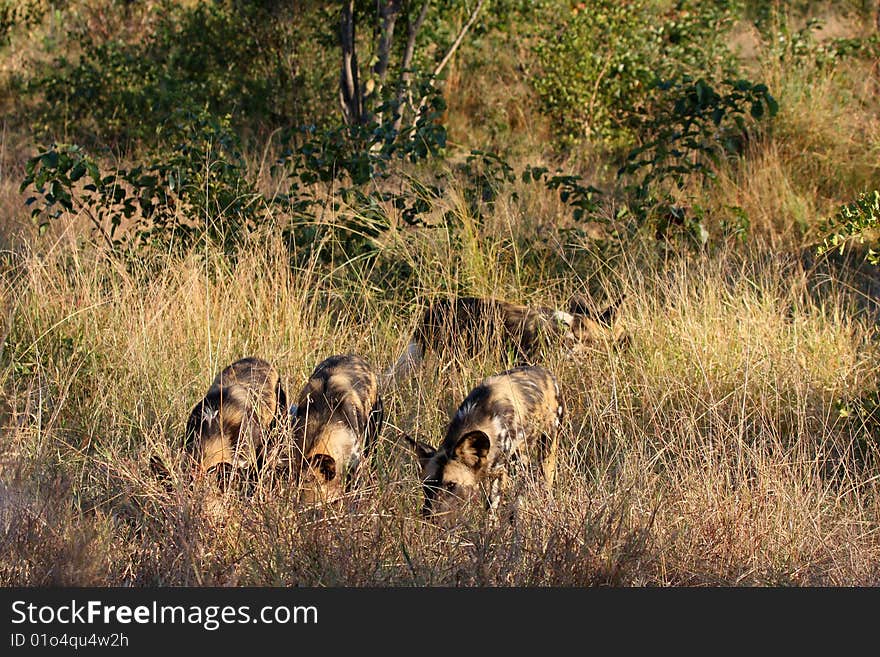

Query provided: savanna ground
[1,0,880,586]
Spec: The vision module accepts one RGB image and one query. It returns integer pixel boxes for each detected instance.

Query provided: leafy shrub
[21,86,451,256]
[620,76,779,195]
[0,0,47,45]
[613,76,777,246]
[533,0,739,147]
[22,111,262,252]
[761,15,880,69]
[276,83,450,262]
[33,0,309,147]
[522,164,602,222]
[819,190,880,264]
[21,91,610,268]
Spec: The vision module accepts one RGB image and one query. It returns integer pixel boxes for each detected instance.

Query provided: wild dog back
[185,357,287,486]
[417,297,535,360]
[407,365,563,522]
[387,295,624,382]
[291,354,384,504]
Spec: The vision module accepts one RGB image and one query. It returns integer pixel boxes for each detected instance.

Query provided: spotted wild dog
[386,295,625,382]
[288,354,384,504]
[183,356,288,489]
[404,365,564,524]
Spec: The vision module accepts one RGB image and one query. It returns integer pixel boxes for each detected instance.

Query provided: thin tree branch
[402,0,431,76]
[431,0,486,80]
[409,0,486,133]
[82,204,115,252]
[391,0,431,135]
[371,0,402,123]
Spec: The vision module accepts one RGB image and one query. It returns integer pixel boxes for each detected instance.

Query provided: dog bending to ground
[386,295,625,382]
[404,365,564,524]
[288,354,384,504]
[181,357,288,488]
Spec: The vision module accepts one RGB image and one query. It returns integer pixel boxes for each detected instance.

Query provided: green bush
[33,0,318,148]
[0,0,47,45]
[533,0,739,148]
[613,75,777,246]
[620,76,779,195]
[20,88,451,256]
[819,190,880,264]
[22,111,262,252]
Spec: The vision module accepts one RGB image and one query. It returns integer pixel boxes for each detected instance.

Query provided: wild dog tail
[382,338,424,387]
[148,453,176,494]
[274,378,288,426]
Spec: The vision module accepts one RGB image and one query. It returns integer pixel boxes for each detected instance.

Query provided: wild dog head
[405,428,501,524]
[291,354,383,504]
[538,295,626,354]
[561,293,627,353]
[405,365,563,525]
[184,357,287,489]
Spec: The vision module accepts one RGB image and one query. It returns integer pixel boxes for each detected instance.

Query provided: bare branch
[82,205,115,252]
[402,0,431,76]
[370,0,403,123]
[409,0,487,133]
[432,0,486,79]
[391,0,431,134]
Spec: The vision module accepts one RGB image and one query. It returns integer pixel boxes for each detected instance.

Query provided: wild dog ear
[307,454,337,482]
[184,402,205,449]
[567,294,594,317]
[402,433,436,468]
[454,431,490,469]
[595,294,626,326]
[568,294,625,326]
[149,454,172,486]
[275,381,289,423]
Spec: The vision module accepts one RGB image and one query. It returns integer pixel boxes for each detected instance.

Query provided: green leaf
[40,150,59,169]
[69,162,86,182]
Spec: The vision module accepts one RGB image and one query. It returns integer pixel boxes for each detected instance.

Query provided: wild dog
[183,357,288,489]
[404,365,564,524]
[289,354,384,504]
[386,295,624,382]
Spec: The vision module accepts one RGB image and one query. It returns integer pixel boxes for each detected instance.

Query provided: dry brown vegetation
[2,1,880,586]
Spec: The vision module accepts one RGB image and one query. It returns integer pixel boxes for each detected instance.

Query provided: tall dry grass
[2,191,880,585]
[2,1,880,587]
[702,9,880,246]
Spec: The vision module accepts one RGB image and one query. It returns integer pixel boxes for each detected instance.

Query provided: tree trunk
[339,0,363,125]
[370,0,402,123]
[373,1,401,91]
